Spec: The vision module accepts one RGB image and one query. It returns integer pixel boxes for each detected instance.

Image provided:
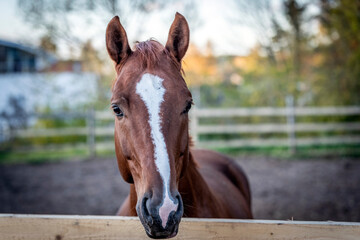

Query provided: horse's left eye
[112,105,124,117]
[182,100,193,114]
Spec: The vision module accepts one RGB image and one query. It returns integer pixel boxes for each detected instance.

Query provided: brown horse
[106,12,253,239]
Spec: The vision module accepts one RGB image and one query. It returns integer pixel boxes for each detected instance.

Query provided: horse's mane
[133,39,182,72]
[113,39,184,90]
[114,40,182,74]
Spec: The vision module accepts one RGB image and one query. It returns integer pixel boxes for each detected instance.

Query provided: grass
[0,143,359,165]
[214,144,360,160]
[0,148,98,165]
[0,149,87,164]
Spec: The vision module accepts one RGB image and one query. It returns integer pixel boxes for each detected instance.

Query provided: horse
[105,12,253,239]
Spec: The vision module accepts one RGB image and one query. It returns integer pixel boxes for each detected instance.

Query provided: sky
[0,0,289,59]
[0,1,43,44]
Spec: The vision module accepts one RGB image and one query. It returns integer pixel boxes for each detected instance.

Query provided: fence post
[192,86,201,108]
[86,107,96,158]
[286,95,296,154]
[190,107,199,146]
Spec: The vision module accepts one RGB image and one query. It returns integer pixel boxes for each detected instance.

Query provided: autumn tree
[183,42,219,86]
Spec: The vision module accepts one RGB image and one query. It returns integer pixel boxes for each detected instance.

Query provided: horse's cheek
[178,154,188,180]
[118,158,134,183]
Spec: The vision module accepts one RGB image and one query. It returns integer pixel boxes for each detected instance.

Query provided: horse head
[106,13,192,238]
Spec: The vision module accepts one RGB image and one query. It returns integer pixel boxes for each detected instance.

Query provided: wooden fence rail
[190,105,360,151]
[6,106,360,155]
[0,214,360,240]
[189,106,360,117]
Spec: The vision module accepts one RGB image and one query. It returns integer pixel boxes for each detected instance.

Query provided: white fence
[6,106,360,155]
[190,106,360,153]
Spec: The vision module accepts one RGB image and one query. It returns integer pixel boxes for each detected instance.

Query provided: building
[0,39,56,73]
[0,39,98,143]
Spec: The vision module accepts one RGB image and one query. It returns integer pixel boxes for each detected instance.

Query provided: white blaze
[135,73,178,228]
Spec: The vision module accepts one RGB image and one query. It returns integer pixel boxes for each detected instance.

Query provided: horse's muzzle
[137,192,183,239]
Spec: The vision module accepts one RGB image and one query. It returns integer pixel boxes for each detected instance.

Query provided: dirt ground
[0,156,359,222]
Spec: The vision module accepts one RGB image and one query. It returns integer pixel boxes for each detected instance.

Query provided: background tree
[39,35,57,54]
[283,0,306,102]
[316,0,360,104]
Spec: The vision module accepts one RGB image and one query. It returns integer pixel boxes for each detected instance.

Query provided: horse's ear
[106,16,132,65]
[165,12,190,63]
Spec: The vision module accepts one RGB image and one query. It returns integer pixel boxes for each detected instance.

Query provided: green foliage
[0,148,88,164]
[227,0,360,107]
[316,0,360,105]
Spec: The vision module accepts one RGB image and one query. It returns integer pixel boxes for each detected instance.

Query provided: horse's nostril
[175,194,183,216]
[141,197,153,225]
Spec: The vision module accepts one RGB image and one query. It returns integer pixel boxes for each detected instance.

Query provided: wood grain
[0,214,359,240]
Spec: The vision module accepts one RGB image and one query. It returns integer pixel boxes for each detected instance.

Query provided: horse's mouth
[137,194,183,239]
[139,210,180,239]
[144,224,179,239]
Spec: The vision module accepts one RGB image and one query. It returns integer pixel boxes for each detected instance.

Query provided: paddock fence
[190,105,360,153]
[0,214,360,240]
[3,105,360,156]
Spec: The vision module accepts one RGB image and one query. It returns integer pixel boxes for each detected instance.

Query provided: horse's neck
[178,151,218,218]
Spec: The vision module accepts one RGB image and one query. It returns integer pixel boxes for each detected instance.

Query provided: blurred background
[0,0,359,222]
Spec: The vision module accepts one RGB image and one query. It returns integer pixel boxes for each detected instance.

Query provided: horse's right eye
[182,99,193,114]
[112,105,124,117]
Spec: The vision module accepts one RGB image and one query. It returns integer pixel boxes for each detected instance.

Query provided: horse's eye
[182,100,193,114]
[112,104,124,117]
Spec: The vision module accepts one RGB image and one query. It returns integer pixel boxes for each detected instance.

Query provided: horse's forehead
[135,73,166,104]
[114,71,187,103]
[133,73,180,110]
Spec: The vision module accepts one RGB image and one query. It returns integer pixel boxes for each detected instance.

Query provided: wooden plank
[95,127,114,136]
[16,122,360,139]
[197,123,360,134]
[87,108,96,157]
[30,106,360,120]
[286,96,296,154]
[0,214,359,240]
[12,135,360,153]
[296,136,360,146]
[194,107,289,117]
[12,142,115,153]
[193,106,360,117]
[198,136,360,148]
[295,106,360,116]
[15,128,88,138]
[30,112,87,119]
[95,141,115,151]
[95,111,113,120]
[15,127,115,138]
[189,110,199,143]
[197,138,289,148]
[13,143,89,152]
